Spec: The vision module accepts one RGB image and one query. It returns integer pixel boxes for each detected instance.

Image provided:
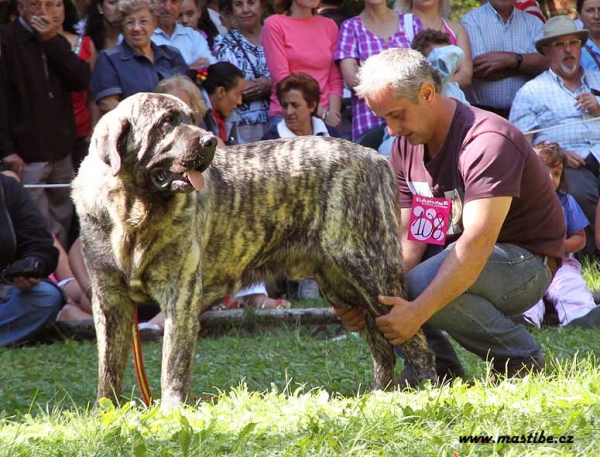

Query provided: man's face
[366,86,433,146]
[19,0,55,27]
[544,33,583,80]
[158,0,182,30]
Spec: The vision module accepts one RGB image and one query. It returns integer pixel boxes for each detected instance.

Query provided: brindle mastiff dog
[72,93,436,409]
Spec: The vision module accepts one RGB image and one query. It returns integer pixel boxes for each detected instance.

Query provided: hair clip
[196,67,208,83]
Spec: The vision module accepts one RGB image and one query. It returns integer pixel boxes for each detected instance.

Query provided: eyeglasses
[123,17,154,29]
[550,39,583,49]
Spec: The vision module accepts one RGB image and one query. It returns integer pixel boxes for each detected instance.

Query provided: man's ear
[92,113,131,177]
[419,82,436,103]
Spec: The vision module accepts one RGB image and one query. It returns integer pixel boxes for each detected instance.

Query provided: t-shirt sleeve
[334,18,358,61]
[389,137,414,208]
[460,131,525,203]
[564,193,590,234]
[92,51,123,102]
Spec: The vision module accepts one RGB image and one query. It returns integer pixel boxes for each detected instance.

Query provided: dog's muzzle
[150,135,218,193]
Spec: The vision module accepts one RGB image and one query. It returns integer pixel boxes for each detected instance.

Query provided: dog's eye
[155,170,169,183]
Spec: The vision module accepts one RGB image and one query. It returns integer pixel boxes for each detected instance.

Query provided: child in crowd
[522,142,600,329]
[378,29,468,157]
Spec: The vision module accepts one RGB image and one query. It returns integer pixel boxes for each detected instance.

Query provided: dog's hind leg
[317,273,397,390]
[91,279,135,406]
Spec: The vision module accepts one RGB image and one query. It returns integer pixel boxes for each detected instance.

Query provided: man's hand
[564,150,586,168]
[575,92,600,117]
[375,295,426,345]
[189,57,211,70]
[13,276,41,291]
[242,78,270,102]
[325,110,342,128]
[473,52,516,80]
[30,15,57,41]
[1,153,25,177]
[331,306,367,332]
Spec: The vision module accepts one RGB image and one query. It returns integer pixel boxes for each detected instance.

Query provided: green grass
[0,324,599,456]
[1,260,600,456]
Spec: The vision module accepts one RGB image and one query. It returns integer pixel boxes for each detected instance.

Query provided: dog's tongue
[187,170,205,191]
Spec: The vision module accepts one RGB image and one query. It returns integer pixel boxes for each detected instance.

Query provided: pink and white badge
[407,195,452,246]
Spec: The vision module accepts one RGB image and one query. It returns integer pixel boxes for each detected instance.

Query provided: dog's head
[92,93,218,194]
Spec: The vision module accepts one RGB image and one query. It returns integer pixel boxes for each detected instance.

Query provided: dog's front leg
[159,280,203,410]
[92,284,135,406]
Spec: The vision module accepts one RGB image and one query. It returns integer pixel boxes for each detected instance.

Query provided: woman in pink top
[261,0,343,128]
[335,0,422,140]
[393,0,472,88]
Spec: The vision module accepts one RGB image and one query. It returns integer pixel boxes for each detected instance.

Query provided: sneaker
[491,354,544,382]
[565,306,600,329]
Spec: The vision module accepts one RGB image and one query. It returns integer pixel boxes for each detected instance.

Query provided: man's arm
[376,196,512,345]
[43,34,92,92]
[2,176,58,276]
[472,52,548,81]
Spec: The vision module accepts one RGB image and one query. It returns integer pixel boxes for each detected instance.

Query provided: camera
[3,258,44,281]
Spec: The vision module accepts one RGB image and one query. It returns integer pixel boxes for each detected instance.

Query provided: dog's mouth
[150,135,217,193]
[151,161,210,193]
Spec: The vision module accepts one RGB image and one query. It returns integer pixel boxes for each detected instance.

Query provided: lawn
[1,294,599,455]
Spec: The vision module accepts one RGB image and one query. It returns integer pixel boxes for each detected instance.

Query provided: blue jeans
[401,243,551,370]
[0,280,64,347]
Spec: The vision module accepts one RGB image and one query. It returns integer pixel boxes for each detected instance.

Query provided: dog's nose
[200,135,218,150]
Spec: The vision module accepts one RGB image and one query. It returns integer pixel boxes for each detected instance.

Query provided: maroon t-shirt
[389,102,565,259]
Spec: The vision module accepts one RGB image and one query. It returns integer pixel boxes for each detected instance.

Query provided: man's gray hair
[355,48,442,103]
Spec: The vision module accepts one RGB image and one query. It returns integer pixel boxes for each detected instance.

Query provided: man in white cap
[510,15,600,256]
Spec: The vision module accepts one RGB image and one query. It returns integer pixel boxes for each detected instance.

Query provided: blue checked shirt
[509,68,600,161]
[462,3,543,110]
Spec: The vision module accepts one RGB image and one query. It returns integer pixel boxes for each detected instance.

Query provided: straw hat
[535,15,589,54]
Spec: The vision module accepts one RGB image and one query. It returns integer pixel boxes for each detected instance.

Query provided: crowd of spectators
[1,0,600,349]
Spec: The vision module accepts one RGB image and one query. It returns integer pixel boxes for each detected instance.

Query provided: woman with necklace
[214,0,271,142]
[393,0,472,88]
[335,0,422,141]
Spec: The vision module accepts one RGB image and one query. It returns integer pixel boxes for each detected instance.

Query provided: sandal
[209,294,243,311]
[244,297,291,310]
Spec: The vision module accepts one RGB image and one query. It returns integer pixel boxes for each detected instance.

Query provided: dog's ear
[93,114,131,177]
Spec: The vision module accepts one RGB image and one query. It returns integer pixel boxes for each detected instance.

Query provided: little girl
[523,142,600,328]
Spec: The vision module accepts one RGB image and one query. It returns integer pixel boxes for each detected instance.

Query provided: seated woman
[91,0,189,115]
[261,72,341,140]
[198,61,246,146]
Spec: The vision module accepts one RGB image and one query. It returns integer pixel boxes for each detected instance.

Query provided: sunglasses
[549,39,583,49]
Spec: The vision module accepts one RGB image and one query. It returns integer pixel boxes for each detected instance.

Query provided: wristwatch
[514,53,523,70]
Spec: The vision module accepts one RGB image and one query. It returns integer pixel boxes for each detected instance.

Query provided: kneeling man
[335,48,565,384]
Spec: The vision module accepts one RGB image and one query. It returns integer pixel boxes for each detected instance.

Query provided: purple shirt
[389,102,565,259]
[335,13,422,140]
